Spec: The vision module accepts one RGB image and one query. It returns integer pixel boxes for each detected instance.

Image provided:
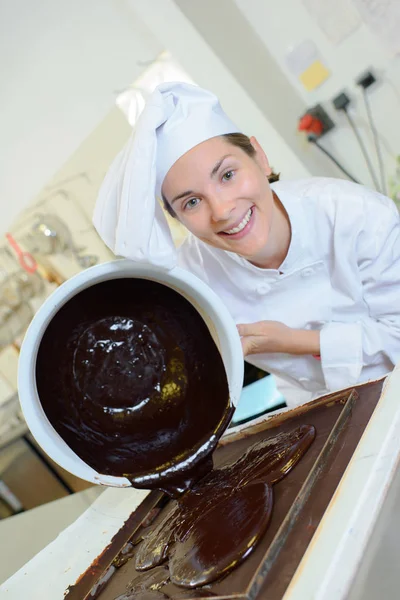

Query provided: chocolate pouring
[35,274,317,594]
[63,380,384,600]
[32,269,385,598]
[133,425,315,589]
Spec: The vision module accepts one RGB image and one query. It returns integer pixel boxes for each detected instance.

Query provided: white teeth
[224,208,252,235]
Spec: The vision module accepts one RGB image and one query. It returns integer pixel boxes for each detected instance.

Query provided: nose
[208,192,235,223]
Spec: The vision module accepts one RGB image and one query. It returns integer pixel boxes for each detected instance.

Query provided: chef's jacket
[177,177,400,401]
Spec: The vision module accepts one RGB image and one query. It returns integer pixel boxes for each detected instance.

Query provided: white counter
[0,486,103,586]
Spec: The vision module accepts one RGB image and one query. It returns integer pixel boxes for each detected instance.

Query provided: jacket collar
[223,181,308,276]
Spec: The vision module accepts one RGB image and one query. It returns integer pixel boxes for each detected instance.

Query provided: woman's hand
[237,321,320,357]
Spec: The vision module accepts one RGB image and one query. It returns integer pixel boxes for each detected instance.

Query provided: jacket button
[301,268,314,277]
[256,283,271,294]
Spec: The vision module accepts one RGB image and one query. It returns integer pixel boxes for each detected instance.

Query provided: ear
[249,136,272,176]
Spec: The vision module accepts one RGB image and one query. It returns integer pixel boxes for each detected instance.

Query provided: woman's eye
[184,197,200,210]
[222,170,234,181]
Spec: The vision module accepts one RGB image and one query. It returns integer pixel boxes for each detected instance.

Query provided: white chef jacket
[177,177,400,404]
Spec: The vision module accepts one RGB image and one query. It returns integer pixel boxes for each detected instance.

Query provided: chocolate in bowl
[35,277,232,495]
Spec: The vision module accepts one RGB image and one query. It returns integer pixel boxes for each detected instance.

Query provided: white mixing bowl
[18,260,244,487]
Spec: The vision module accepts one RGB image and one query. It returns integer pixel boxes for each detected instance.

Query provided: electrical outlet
[333,92,351,111]
[356,70,376,89]
[302,104,335,136]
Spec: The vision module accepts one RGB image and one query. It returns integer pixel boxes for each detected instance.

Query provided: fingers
[238,323,266,357]
[237,322,265,337]
[237,321,294,355]
[240,335,261,357]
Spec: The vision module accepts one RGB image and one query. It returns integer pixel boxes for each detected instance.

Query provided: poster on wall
[352,0,400,56]
[302,0,361,45]
[285,40,330,92]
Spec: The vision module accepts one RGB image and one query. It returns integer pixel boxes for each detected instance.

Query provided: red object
[5,233,37,274]
[298,114,324,136]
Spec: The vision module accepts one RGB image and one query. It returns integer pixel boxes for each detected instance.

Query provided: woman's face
[162,136,274,261]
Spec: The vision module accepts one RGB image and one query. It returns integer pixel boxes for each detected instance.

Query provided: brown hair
[162,132,280,218]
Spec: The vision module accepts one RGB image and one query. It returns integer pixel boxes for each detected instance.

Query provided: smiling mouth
[220,208,253,236]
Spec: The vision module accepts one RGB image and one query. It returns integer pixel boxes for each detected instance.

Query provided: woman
[94,82,400,405]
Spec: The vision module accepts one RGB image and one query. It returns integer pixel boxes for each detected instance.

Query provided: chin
[235,239,268,260]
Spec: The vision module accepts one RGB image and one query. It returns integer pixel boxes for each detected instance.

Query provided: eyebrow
[170,154,233,205]
[170,189,194,205]
[210,154,232,177]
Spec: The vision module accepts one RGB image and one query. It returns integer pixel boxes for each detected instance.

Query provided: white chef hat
[93,82,240,269]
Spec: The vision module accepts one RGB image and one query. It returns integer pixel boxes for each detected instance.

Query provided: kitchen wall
[0,0,163,236]
[233,0,400,189]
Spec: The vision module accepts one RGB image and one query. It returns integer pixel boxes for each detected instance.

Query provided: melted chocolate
[65,381,384,600]
[114,566,170,599]
[134,594,167,600]
[132,425,315,589]
[35,278,231,492]
[172,592,216,598]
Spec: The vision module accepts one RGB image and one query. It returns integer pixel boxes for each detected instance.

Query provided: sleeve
[320,200,400,391]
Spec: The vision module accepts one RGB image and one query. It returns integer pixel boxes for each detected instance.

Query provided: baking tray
[64,379,384,600]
